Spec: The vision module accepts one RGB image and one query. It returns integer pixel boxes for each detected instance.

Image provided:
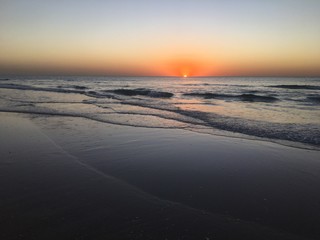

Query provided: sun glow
[164,57,210,77]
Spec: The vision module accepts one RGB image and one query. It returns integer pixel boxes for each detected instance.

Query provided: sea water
[0,76,319,149]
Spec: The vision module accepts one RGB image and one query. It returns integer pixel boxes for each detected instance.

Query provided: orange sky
[1,1,320,77]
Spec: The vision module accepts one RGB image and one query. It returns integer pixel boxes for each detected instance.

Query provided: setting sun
[183,74,188,78]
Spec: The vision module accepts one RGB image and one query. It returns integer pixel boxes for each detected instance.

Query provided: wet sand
[0,112,319,240]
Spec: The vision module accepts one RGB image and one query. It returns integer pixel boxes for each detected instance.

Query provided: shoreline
[1,112,319,239]
[0,108,318,152]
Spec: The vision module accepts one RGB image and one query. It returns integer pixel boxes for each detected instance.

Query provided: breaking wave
[0,83,86,94]
[307,96,320,104]
[269,85,320,90]
[183,92,279,102]
[58,85,88,90]
[106,88,174,98]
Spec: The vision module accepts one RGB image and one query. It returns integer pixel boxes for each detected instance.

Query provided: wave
[307,96,320,104]
[86,98,320,147]
[269,85,320,90]
[183,92,234,99]
[183,92,279,102]
[0,83,174,100]
[106,88,174,98]
[289,95,320,105]
[3,98,319,148]
[85,91,122,99]
[182,83,249,87]
[239,94,278,102]
[0,108,184,130]
[0,83,86,94]
[1,94,320,148]
[57,85,88,90]
[163,110,320,147]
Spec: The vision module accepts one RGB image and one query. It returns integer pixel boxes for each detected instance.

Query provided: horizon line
[1,74,319,78]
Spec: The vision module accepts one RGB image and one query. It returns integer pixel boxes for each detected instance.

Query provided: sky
[0,0,320,77]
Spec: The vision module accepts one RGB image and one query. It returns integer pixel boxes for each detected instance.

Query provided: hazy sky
[1,0,320,76]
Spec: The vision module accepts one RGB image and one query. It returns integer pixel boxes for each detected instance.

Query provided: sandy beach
[1,112,319,239]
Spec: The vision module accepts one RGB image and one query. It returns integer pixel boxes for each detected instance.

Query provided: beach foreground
[0,112,319,240]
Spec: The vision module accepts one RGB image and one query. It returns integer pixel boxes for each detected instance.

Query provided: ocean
[0,76,319,149]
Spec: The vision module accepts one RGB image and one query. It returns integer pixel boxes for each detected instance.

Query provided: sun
[183,74,188,78]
